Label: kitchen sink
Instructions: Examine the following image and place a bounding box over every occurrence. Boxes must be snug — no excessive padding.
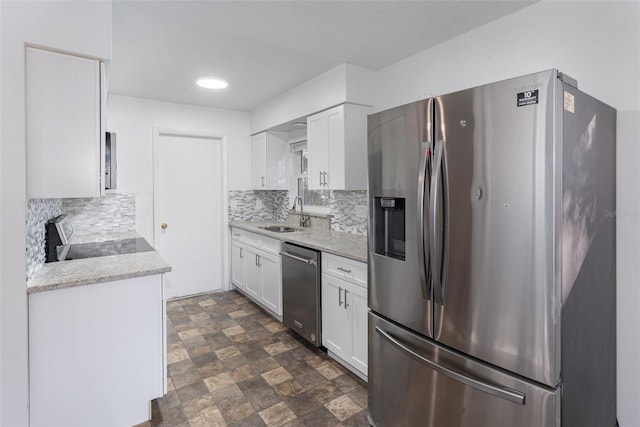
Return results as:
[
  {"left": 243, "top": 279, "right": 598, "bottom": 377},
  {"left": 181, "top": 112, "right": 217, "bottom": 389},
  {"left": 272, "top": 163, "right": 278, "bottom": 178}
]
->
[{"left": 259, "top": 225, "right": 301, "bottom": 233}]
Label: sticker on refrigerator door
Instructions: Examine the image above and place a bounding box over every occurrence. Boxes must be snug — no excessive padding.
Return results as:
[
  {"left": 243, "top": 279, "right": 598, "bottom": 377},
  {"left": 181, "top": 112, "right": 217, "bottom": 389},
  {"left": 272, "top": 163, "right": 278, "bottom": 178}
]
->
[
  {"left": 517, "top": 90, "right": 539, "bottom": 106},
  {"left": 564, "top": 91, "right": 575, "bottom": 113}
]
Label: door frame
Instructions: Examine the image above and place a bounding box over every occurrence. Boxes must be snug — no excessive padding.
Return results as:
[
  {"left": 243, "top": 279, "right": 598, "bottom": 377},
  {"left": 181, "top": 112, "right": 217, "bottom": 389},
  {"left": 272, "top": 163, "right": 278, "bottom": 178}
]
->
[{"left": 152, "top": 128, "right": 230, "bottom": 292}]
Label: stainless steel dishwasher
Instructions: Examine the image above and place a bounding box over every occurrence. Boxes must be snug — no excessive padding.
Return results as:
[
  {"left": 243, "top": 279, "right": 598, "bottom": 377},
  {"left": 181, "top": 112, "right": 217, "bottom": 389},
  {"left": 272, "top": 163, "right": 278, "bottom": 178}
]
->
[{"left": 280, "top": 243, "right": 321, "bottom": 347}]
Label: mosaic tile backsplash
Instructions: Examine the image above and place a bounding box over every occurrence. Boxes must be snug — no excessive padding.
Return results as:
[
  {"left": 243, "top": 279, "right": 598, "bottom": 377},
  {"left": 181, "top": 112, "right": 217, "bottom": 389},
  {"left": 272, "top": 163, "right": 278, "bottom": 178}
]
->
[
  {"left": 26, "top": 199, "right": 63, "bottom": 283},
  {"left": 61, "top": 193, "right": 136, "bottom": 235},
  {"left": 330, "top": 190, "right": 368, "bottom": 235},
  {"left": 228, "top": 190, "right": 289, "bottom": 222},
  {"left": 229, "top": 189, "right": 368, "bottom": 236},
  {"left": 26, "top": 193, "right": 136, "bottom": 283}
]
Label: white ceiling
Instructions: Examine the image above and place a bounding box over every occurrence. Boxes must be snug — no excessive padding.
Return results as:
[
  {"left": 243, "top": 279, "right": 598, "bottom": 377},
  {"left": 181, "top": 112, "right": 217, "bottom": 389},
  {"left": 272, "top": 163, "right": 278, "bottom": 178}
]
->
[{"left": 110, "top": 1, "right": 535, "bottom": 112}]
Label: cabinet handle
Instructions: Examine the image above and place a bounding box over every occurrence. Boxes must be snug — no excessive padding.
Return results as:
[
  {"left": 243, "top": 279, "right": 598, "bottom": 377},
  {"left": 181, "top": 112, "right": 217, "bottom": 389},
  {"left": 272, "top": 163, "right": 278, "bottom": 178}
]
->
[
  {"left": 337, "top": 267, "right": 352, "bottom": 273},
  {"left": 338, "top": 286, "right": 343, "bottom": 306},
  {"left": 324, "top": 171, "right": 328, "bottom": 186},
  {"left": 233, "top": 233, "right": 241, "bottom": 237},
  {"left": 240, "top": 248, "right": 243, "bottom": 258},
  {"left": 344, "top": 289, "right": 349, "bottom": 309},
  {"left": 319, "top": 171, "right": 323, "bottom": 186},
  {"left": 262, "top": 176, "right": 265, "bottom": 187},
  {"left": 255, "top": 254, "right": 258, "bottom": 266},
  {"left": 258, "top": 255, "right": 261, "bottom": 268}
]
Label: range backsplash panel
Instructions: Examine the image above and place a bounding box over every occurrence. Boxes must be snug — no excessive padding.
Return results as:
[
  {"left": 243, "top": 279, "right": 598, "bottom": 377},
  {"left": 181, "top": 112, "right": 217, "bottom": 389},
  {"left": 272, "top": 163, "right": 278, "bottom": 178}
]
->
[
  {"left": 25, "top": 193, "right": 136, "bottom": 283},
  {"left": 61, "top": 193, "right": 135, "bottom": 234}
]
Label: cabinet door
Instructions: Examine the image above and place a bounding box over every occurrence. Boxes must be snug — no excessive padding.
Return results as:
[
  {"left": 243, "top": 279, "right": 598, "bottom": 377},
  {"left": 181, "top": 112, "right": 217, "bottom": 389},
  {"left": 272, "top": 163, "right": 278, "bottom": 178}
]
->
[
  {"left": 29, "top": 275, "right": 163, "bottom": 426},
  {"left": 26, "top": 48, "right": 102, "bottom": 198},
  {"left": 307, "top": 111, "right": 328, "bottom": 190},
  {"left": 231, "top": 241, "right": 246, "bottom": 290},
  {"left": 265, "top": 132, "right": 288, "bottom": 190},
  {"left": 326, "top": 105, "right": 346, "bottom": 190},
  {"left": 347, "top": 282, "right": 368, "bottom": 375},
  {"left": 260, "top": 252, "right": 282, "bottom": 316},
  {"left": 322, "top": 273, "right": 351, "bottom": 360},
  {"left": 251, "top": 133, "right": 267, "bottom": 189},
  {"left": 245, "top": 247, "right": 261, "bottom": 299}
]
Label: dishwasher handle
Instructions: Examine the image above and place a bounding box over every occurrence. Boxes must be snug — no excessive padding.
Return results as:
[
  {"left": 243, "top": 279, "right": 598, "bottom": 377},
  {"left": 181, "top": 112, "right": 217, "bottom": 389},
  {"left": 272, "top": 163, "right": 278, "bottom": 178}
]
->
[{"left": 280, "top": 251, "right": 317, "bottom": 266}]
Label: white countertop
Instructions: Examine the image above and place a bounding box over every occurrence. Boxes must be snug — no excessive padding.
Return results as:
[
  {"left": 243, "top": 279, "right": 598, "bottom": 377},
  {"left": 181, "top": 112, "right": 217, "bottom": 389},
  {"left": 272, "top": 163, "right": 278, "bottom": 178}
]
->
[
  {"left": 229, "top": 221, "right": 368, "bottom": 263},
  {"left": 28, "top": 232, "right": 171, "bottom": 294}
]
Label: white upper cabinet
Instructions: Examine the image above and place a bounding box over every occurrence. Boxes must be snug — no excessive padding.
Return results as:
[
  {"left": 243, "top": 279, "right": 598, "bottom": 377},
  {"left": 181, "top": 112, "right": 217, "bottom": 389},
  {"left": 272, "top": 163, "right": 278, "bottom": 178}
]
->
[
  {"left": 306, "top": 104, "right": 370, "bottom": 191},
  {"left": 26, "top": 47, "right": 104, "bottom": 199},
  {"left": 251, "top": 131, "right": 288, "bottom": 190}
]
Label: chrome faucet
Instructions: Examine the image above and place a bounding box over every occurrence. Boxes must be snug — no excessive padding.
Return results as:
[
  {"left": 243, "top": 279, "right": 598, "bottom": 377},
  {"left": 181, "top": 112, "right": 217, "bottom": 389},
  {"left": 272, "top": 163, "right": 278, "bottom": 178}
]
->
[{"left": 293, "top": 196, "right": 310, "bottom": 228}]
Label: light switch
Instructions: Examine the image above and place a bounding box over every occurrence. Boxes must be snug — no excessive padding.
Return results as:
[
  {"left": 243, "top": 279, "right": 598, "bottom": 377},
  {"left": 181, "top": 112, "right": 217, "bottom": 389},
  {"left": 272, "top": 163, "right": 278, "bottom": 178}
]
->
[
  {"left": 255, "top": 199, "right": 263, "bottom": 210},
  {"left": 356, "top": 205, "right": 367, "bottom": 218}
]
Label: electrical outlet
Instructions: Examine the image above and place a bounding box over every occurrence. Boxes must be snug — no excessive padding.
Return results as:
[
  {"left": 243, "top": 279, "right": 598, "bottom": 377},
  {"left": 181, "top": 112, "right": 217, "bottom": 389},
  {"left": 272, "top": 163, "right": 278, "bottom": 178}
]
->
[
  {"left": 255, "top": 199, "right": 263, "bottom": 210},
  {"left": 356, "top": 205, "right": 368, "bottom": 218},
  {"left": 230, "top": 200, "right": 238, "bottom": 210}
]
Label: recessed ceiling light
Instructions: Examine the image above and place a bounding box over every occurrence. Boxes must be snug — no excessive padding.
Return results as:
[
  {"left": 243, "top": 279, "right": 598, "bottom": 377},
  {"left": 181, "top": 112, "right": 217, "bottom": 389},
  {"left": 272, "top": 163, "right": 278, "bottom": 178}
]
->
[
  {"left": 196, "top": 77, "right": 228, "bottom": 90},
  {"left": 292, "top": 122, "right": 307, "bottom": 128}
]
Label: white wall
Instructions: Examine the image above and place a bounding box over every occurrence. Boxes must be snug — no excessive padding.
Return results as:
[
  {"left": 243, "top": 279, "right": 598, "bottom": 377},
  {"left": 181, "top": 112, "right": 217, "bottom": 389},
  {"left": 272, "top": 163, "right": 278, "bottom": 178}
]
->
[
  {"left": 374, "top": 2, "right": 640, "bottom": 425},
  {"left": 250, "top": 63, "right": 376, "bottom": 134},
  {"left": 0, "top": 1, "right": 112, "bottom": 424},
  {"left": 107, "top": 95, "right": 251, "bottom": 242}
]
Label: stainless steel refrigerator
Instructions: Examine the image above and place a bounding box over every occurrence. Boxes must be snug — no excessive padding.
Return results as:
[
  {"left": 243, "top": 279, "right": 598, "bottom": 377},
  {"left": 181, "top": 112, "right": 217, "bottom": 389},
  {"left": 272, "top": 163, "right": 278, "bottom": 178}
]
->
[{"left": 367, "top": 70, "right": 616, "bottom": 427}]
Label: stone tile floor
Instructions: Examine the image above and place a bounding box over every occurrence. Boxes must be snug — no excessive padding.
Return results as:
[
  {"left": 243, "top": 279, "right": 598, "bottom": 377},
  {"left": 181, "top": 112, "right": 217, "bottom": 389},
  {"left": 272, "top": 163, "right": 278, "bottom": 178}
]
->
[{"left": 151, "top": 290, "right": 369, "bottom": 426}]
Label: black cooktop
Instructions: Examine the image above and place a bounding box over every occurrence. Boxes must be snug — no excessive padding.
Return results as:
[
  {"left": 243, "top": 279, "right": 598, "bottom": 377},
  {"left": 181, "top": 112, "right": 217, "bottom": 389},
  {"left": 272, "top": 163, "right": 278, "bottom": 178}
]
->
[{"left": 61, "top": 238, "right": 154, "bottom": 261}]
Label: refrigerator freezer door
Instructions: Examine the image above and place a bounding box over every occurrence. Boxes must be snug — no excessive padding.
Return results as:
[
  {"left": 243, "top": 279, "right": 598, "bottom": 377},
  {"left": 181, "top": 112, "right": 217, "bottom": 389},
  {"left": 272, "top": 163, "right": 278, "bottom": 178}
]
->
[
  {"left": 432, "top": 70, "right": 560, "bottom": 386},
  {"left": 368, "top": 312, "right": 560, "bottom": 427},
  {"left": 368, "top": 99, "right": 432, "bottom": 338}
]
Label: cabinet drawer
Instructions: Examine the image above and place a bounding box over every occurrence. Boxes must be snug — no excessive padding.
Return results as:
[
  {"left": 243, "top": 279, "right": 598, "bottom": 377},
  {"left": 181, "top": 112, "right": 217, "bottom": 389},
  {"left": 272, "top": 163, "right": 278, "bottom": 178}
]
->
[
  {"left": 231, "top": 228, "right": 247, "bottom": 242},
  {"left": 244, "top": 230, "right": 263, "bottom": 247},
  {"left": 260, "top": 235, "right": 281, "bottom": 256},
  {"left": 323, "top": 252, "right": 367, "bottom": 289},
  {"left": 232, "top": 228, "right": 282, "bottom": 255}
]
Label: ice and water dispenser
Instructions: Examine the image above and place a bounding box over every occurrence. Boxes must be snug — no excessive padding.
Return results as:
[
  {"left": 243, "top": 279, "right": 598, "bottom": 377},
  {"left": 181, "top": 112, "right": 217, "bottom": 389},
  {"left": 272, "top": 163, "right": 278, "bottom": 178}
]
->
[{"left": 373, "top": 197, "right": 406, "bottom": 261}]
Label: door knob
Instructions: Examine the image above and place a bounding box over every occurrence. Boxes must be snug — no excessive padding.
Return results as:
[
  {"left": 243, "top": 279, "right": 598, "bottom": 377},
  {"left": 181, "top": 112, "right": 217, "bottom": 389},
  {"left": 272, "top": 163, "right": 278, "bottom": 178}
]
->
[{"left": 161, "top": 223, "right": 168, "bottom": 230}]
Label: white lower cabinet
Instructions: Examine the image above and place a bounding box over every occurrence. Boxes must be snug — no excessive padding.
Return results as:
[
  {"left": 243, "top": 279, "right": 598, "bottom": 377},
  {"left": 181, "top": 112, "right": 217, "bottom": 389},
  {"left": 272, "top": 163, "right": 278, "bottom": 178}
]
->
[
  {"left": 231, "top": 228, "right": 282, "bottom": 318},
  {"left": 29, "top": 275, "right": 165, "bottom": 427},
  {"left": 245, "top": 246, "right": 262, "bottom": 299},
  {"left": 322, "top": 253, "right": 368, "bottom": 380},
  {"left": 259, "top": 252, "right": 282, "bottom": 314},
  {"left": 231, "top": 240, "right": 246, "bottom": 291},
  {"left": 322, "top": 274, "right": 351, "bottom": 355}
]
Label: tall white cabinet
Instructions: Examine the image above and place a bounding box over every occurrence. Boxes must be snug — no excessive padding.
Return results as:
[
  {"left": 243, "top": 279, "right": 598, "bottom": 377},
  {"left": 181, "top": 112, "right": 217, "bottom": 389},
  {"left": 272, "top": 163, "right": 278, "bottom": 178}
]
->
[
  {"left": 307, "top": 104, "right": 370, "bottom": 190},
  {"left": 26, "top": 47, "right": 105, "bottom": 198},
  {"left": 251, "top": 131, "right": 288, "bottom": 190}
]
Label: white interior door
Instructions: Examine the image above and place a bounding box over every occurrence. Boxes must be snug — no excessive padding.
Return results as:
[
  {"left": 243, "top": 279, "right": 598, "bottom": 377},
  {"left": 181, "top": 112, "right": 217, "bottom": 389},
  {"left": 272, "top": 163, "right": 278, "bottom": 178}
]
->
[{"left": 155, "top": 132, "right": 224, "bottom": 299}]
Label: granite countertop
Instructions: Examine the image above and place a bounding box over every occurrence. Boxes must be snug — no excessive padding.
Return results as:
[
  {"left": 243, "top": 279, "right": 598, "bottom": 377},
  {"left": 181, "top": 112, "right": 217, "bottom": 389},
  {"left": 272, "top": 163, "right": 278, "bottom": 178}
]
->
[
  {"left": 28, "top": 233, "right": 171, "bottom": 294},
  {"left": 229, "top": 221, "right": 368, "bottom": 263}
]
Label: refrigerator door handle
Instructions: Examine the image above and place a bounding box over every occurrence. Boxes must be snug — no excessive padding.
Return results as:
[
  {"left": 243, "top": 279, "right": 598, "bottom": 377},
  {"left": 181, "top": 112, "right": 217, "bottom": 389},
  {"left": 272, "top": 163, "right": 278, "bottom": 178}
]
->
[
  {"left": 429, "top": 139, "right": 445, "bottom": 304},
  {"left": 418, "top": 139, "right": 432, "bottom": 301},
  {"left": 375, "top": 326, "right": 526, "bottom": 405}
]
